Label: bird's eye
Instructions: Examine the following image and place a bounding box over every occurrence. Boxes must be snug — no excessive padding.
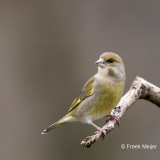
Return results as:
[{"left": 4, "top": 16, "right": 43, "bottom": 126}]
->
[{"left": 108, "top": 59, "right": 114, "bottom": 63}]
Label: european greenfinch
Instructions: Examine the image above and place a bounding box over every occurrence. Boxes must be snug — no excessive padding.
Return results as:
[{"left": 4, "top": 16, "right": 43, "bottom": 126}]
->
[{"left": 42, "top": 52, "right": 125, "bottom": 135}]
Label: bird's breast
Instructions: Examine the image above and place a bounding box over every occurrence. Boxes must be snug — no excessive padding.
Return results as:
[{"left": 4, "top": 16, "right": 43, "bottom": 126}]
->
[
  {"left": 86, "top": 80, "right": 124, "bottom": 121},
  {"left": 73, "top": 78, "right": 124, "bottom": 123}
]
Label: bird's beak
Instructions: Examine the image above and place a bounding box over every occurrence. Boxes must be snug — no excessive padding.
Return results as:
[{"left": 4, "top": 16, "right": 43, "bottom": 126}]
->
[{"left": 95, "top": 58, "right": 105, "bottom": 65}]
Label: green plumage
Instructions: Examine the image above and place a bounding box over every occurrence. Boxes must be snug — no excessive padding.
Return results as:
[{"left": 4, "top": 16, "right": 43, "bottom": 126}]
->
[{"left": 42, "top": 52, "right": 125, "bottom": 134}]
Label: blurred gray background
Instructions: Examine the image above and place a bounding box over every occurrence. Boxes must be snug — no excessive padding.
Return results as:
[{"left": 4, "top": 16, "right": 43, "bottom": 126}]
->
[{"left": 0, "top": 0, "right": 160, "bottom": 160}]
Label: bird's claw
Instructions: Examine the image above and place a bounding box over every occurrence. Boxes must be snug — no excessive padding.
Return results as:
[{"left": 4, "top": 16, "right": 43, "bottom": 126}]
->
[
  {"left": 106, "top": 114, "right": 121, "bottom": 126},
  {"left": 95, "top": 128, "right": 106, "bottom": 140}
]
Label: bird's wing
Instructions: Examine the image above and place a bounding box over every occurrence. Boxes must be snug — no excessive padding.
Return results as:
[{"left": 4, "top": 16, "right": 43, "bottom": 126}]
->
[{"left": 67, "top": 76, "right": 95, "bottom": 115}]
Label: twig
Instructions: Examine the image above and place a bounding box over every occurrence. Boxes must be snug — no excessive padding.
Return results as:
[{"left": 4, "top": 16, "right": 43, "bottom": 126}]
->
[{"left": 80, "top": 76, "right": 160, "bottom": 148}]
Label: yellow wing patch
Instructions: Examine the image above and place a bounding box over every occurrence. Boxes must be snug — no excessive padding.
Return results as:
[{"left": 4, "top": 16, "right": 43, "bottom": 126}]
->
[{"left": 67, "top": 77, "right": 95, "bottom": 115}]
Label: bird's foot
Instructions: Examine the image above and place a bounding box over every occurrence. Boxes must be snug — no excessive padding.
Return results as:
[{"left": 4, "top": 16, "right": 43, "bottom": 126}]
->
[
  {"left": 90, "top": 122, "right": 106, "bottom": 139},
  {"left": 106, "top": 114, "right": 121, "bottom": 126},
  {"left": 94, "top": 127, "right": 106, "bottom": 140},
  {"left": 95, "top": 127, "right": 106, "bottom": 135}
]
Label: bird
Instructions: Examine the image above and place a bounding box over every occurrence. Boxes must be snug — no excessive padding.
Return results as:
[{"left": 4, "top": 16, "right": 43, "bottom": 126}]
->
[{"left": 41, "top": 52, "right": 126, "bottom": 135}]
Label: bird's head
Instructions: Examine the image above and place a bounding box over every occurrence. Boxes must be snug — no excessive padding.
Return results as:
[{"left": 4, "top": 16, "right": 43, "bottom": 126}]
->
[{"left": 95, "top": 52, "right": 125, "bottom": 81}]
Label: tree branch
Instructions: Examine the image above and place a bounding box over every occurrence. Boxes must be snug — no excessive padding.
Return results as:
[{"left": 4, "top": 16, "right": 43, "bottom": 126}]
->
[{"left": 80, "top": 76, "right": 160, "bottom": 148}]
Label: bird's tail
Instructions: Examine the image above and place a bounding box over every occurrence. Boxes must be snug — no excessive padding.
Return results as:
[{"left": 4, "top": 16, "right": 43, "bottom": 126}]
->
[
  {"left": 41, "top": 119, "right": 65, "bottom": 134},
  {"left": 41, "top": 116, "right": 76, "bottom": 134}
]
